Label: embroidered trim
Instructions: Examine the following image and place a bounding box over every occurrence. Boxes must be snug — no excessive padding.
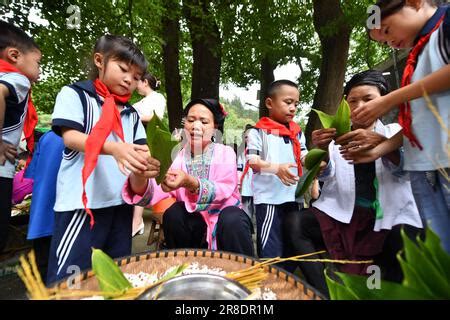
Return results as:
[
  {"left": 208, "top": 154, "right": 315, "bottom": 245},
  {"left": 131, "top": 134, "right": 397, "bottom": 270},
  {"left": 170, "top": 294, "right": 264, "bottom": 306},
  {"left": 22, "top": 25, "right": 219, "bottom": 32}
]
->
[
  {"left": 135, "top": 181, "right": 153, "bottom": 207},
  {"left": 196, "top": 178, "right": 215, "bottom": 211}
]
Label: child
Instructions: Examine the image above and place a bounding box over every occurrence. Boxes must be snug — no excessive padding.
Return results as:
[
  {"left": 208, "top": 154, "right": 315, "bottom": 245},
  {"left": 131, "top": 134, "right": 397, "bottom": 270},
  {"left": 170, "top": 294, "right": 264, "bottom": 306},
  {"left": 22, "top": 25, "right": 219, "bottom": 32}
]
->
[
  {"left": 24, "top": 130, "right": 64, "bottom": 280},
  {"left": 46, "top": 35, "right": 160, "bottom": 284},
  {"left": 0, "top": 20, "right": 41, "bottom": 252},
  {"left": 350, "top": 0, "right": 450, "bottom": 252},
  {"left": 237, "top": 124, "right": 255, "bottom": 220},
  {"left": 123, "top": 99, "right": 254, "bottom": 256},
  {"left": 245, "top": 80, "right": 307, "bottom": 259}
]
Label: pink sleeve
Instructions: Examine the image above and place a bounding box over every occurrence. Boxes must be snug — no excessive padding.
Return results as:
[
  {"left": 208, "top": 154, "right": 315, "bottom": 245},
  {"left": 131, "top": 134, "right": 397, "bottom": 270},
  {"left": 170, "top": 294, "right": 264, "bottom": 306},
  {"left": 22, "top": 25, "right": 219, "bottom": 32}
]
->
[
  {"left": 184, "top": 146, "right": 238, "bottom": 212},
  {"left": 122, "top": 153, "right": 184, "bottom": 207}
]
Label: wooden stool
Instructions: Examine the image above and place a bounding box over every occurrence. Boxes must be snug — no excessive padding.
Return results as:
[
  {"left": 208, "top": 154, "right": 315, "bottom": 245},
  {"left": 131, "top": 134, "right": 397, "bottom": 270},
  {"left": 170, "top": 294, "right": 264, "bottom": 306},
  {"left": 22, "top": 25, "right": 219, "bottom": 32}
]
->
[
  {"left": 147, "top": 212, "right": 164, "bottom": 250},
  {"left": 146, "top": 197, "right": 177, "bottom": 250}
]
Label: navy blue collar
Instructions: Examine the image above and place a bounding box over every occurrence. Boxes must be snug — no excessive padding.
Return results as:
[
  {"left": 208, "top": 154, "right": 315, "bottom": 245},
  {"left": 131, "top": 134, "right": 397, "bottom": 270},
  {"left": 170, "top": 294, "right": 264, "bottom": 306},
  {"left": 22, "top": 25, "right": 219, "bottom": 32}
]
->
[
  {"left": 416, "top": 6, "right": 447, "bottom": 41},
  {"left": 71, "top": 80, "right": 137, "bottom": 115}
]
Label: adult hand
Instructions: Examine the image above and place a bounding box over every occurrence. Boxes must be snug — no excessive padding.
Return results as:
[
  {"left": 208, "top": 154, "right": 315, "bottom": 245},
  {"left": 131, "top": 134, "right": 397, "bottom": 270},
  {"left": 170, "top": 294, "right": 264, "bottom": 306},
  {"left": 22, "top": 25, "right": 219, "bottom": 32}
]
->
[
  {"left": 161, "top": 169, "right": 189, "bottom": 192},
  {"left": 276, "top": 163, "right": 299, "bottom": 186},
  {"left": 340, "top": 147, "right": 380, "bottom": 164},
  {"left": 311, "top": 128, "right": 336, "bottom": 150},
  {"left": 336, "top": 129, "right": 387, "bottom": 153},
  {"left": 0, "top": 141, "right": 17, "bottom": 165}
]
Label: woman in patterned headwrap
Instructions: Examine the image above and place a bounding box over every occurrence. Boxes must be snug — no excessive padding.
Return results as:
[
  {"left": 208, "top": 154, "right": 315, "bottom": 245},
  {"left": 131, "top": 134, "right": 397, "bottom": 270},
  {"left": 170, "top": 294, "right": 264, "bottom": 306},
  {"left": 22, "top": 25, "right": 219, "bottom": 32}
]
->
[{"left": 288, "top": 71, "right": 423, "bottom": 297}]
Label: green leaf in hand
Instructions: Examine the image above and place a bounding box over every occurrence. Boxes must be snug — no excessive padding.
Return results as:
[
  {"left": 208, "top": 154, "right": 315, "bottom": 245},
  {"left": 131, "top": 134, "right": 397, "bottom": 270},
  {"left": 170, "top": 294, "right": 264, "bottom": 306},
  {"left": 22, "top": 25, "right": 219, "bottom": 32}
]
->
[
  {"left": 312, "top": 98, "right": 351, "bottom": 137},
  {"left": 295, "top": 148, "right": 327, "bottom": 197},
  {"left": 146, "top": 112, "right": 179, "bottom": 184}
]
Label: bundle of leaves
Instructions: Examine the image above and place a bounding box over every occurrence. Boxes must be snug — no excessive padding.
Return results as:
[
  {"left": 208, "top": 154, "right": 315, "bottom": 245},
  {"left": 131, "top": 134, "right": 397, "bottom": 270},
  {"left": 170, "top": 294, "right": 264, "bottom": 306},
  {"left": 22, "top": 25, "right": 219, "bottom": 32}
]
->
[{"left": 325, "top": 227, "right": 450, "bottom": 300}]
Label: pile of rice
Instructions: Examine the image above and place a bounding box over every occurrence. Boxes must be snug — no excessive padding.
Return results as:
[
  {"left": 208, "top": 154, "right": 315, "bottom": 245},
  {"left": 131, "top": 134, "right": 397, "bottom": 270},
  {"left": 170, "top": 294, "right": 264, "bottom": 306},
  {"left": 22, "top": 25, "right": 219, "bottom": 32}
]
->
[{"left": 122, "top": 262, "right": 277, "bottom": 300}]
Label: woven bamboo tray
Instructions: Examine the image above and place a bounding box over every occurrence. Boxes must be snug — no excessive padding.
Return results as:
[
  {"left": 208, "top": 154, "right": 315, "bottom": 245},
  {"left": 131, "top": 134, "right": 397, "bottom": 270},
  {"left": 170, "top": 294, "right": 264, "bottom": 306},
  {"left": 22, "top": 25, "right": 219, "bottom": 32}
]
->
[{"left": 56, "top": 249, "right": 325, "bottom": 300}]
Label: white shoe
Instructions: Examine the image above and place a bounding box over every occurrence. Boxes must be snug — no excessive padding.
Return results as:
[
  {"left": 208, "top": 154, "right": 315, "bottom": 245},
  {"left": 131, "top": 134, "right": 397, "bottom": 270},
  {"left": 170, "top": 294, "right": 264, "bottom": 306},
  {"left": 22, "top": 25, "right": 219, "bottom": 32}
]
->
[{"left": 132, "top": 222, "right": 145, "bottom": 237}]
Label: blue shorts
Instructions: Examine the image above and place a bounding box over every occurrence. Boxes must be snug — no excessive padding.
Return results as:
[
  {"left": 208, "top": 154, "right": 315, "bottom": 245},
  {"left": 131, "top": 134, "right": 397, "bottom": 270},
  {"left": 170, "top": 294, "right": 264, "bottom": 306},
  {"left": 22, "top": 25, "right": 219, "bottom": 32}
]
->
[{"left": 46, "top": 204, "right": 133, "bottom": 285}]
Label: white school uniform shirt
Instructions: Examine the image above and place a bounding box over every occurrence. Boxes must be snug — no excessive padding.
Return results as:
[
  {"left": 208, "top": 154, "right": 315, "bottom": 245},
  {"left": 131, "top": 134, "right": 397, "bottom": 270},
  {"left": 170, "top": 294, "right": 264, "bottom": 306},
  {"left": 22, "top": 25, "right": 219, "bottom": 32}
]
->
[
  {"left": 51, "top": 81, "right": 147, "bottom": 212},
  {"left": 246, "top": 127, "right": 308, "bottom": 205},
  {"left": 0, "top": 72, "right": 31, "bottom": 178},
  {"left": 404, "top": 6, "right": 450, "bottom": 171},
  {"left": 133, "top": 91, "right": 166, "bottom": 120},
  {"left": 313, "top": 120, "right": 423, "bottom": 231}
]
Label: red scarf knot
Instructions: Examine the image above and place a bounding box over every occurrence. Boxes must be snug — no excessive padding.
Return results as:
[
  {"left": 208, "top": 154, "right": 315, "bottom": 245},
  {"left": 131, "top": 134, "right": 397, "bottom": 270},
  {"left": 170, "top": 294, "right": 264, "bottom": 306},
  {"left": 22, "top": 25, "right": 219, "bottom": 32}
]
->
[{"left": 255, "top": 117, "right": 303, "bottom": 177}]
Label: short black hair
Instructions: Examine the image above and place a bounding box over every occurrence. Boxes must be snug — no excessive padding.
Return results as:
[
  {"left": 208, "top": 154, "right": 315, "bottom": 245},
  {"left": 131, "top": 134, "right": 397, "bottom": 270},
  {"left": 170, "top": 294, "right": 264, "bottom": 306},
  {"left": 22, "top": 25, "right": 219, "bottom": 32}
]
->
[
  {"left": 0, "top": 20, "right": 40, "bottom": 53},
  {"left": 91, "top": 35, "right": 148, "bottom": 78},
  {"left": 266, "top": 79, "right": 299, "bottom": 98}
]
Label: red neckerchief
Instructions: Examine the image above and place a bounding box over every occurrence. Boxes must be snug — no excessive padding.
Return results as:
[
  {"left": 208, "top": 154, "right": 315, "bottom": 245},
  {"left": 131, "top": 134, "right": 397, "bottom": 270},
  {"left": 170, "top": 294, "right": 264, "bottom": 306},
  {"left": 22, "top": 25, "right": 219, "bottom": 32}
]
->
[
  {"left": 82, "top": 78, "right": 131, "bottom": 228},
  {"left": 240, "top": 117, "right": 302, "bottom": 186},
  {"left": 399, "top": 14, "right": 445, "bottom": 150},
  {"left": 0, "top": 59, "right": 38, "bottom": 166}
]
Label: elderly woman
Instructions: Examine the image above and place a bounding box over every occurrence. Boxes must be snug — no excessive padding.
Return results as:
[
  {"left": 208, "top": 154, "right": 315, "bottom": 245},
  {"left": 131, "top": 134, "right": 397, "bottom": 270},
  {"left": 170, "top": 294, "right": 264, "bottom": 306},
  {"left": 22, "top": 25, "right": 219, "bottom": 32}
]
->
[
  {"left": 289, "top": 71, "right": 423, "bottom": 295},
  {"left": 123, "top": 98, "right": 254, "bottom": 256}
]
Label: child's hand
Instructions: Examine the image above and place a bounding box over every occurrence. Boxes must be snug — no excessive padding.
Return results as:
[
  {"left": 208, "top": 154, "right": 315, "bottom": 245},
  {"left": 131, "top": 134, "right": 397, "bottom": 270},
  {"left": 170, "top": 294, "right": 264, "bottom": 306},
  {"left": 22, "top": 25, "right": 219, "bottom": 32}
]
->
[
  {"left": 161, "top": 169, "right": 188, "bottom": 192},
  {"left": 134, "top": 149, "right": 161, "bottom": 179},
  {"left": 312, "top": 128, "right": 336, "bottom": 150},
  {"left": 276, "top": 163, "right": 299, "bottom": 186},
  {"left": 112, "top": 142, "right": 150, "bottom": 175},
  {"left": 318, "top": 160, "right": 328, "bottom": 176},
  {"left": 352, "top": 95, "right": 391, "bottom": 128},
  {"left": 0, "top": 141, "right": 17, "bottom": 165}
]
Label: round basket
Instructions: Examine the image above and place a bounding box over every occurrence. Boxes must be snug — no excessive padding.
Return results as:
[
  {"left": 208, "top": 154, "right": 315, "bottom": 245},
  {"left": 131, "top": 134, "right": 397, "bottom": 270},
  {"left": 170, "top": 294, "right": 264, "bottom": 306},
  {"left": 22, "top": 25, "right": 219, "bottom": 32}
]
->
[{"left": 56, "top": 249, "right": 325, "bottom": 300}]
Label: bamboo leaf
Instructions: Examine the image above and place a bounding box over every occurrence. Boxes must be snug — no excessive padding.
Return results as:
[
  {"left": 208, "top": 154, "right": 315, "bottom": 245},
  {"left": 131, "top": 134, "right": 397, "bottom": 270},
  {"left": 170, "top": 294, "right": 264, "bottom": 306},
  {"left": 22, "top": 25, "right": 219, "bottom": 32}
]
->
[
  {"left": 158, "top": 263, "right": 189, "bottom": 283},
  {"left": 400, "top": 229, "right": 450, "bottom": 298},
  {"left": 312, "top": 98, "right": 351, "bottom": 137},
  {"left": 324, "top": 269, "right": 358, "bottom": 300},
  {"left": 420, "top": 227, "right": 450, "bottom": 283},
  {"left": 304, "top": 148, "right": 327, "bottom": 170},
  {"left": 333, "top": 98, "right": 351, "bottom": 136},
  {"left": 295, "top": 161, "right": 322, "bottom": 198},
  {"left": 312, "top": 108, "right": 335, "bottom": 129},
  {"left": 146, "top": 113, "right": 179, "bottom": 184},
  {"left": 335, "top": 271, "right": 425, "bottom": 300},
  {"left": 91, "top": 248, "right": 132, "bottom": 297}
]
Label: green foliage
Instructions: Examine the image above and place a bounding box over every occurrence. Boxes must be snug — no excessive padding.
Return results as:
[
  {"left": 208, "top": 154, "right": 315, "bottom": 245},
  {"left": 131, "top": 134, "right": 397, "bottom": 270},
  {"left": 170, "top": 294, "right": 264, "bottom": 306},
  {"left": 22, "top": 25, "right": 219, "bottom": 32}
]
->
[
  {"left": 312, "top": 98, "right": 351, "bottom": 136},
  {"left": 325, "top": 227, "right": 450, "bottom": 300},
  {"left": 91, "top": 248, "right": 132, "bottom": 297},
  {"left": 295, "top": 148, "right": 326, "bottom": 197}
]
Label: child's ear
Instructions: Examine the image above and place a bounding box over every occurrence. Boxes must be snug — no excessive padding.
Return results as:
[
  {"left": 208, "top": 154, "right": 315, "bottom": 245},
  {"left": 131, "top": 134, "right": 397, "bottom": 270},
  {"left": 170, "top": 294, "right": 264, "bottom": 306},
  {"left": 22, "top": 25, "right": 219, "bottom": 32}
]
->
[
  {"left": 93, "top": 53, "right": 104, "bottom": 70},
  {"left": 4, "top": 48, "right": 21, "bottom": 63},
  {"left": 265, "top": 97, "right": 273, "bottom": 110}
]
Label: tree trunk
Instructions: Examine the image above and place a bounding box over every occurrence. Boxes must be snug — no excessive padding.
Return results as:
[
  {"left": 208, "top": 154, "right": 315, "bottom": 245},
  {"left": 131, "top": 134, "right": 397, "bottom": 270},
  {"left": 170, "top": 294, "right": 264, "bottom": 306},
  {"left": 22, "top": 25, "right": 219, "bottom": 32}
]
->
[
  {"left": 162, "top": 0, "right": 183, "bottom": 132},
  {"left": 305, "top": 0, "right": 351, "bottom": 147},
  {"left": 259, "top": 55, "right": 275, "bottom": 118},
  {"left": 183, "top": 0, "right": 221, "bottom": 100}
]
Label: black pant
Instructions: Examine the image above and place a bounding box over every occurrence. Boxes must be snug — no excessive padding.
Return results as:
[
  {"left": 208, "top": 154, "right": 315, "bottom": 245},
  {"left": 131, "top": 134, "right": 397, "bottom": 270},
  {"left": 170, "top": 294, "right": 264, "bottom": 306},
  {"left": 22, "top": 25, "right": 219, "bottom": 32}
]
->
[
  {"left": 163, "top": 202, "right": 255, "bottom": 257},
  {"left": 283, "top": 208, "right": 329, "bottom": 297},
  {"left": 373, "top": 224, "right": 424, "bottom": 283},
  {"left": 0, "top": 177, "right": 13, "bottom": 253},
  {"left": 33, "top": 236, "right": 52, "bottom": 283}
]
